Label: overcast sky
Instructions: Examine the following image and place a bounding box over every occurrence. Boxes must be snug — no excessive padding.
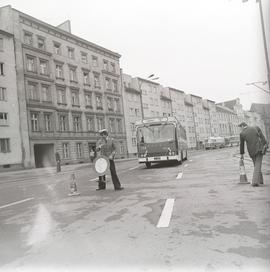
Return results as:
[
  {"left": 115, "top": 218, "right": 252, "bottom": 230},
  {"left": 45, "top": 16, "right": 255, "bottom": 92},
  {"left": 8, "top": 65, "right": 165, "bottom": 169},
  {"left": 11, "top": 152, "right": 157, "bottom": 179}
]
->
[{"left": 1, "top": 0, "right": 269, "bottom": 110}]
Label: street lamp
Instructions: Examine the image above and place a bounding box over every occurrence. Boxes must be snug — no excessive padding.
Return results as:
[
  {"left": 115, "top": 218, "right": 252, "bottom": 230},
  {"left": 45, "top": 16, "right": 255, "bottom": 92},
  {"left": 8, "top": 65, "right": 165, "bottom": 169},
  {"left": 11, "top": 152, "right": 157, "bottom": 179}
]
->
[
  {"left": 138, "top": 74, "right": 159, "bottom": 120},
  {"left": 246, "top": 81, "right": 269, "bottom": 94},
  {"left": 242, "top": 0, "right": 270, "bottom": 92}
]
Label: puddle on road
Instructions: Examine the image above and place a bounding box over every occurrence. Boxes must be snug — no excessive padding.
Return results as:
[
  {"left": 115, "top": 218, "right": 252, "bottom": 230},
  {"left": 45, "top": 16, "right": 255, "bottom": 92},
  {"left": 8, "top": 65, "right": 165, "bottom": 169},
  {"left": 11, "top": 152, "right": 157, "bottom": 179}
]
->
[{"left": 227, "top": 246, "right": 270, "bottom": 259}]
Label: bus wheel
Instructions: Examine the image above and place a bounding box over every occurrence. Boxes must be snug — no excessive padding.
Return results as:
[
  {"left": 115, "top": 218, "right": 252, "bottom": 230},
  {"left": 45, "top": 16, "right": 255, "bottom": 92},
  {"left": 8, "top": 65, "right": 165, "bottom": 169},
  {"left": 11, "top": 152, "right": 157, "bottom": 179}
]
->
[{"left": 146, "top": 162, "right": 151, "bottom": 168}]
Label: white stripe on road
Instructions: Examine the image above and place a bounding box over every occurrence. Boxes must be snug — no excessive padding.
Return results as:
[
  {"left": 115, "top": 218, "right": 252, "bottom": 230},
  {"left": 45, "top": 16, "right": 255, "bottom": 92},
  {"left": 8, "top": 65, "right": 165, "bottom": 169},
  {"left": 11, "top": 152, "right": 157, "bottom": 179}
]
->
[
  {"left": 129, "top": 166, "right": 139, "bottom": 171},
  {"left": 189, "top": 160, "right": 193, "bottom": 162},
  {"left": 0, "top": 197, "right": 34, "bottom": 210},
  {"left": 184, "top": 164, "right": 188, "bottom": 168},
  {"left": 157, "top": 198, "right": 175, "bottom": 228},
  {"left": 176, "top": 172, "right": 183, "bottom": 179}
]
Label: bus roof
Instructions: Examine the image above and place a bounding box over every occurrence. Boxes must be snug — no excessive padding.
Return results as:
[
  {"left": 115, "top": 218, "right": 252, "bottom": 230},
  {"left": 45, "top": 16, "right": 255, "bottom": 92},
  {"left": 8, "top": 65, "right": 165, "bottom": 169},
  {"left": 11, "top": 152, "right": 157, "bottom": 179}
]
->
[{"left": 135, "top": 116, "right": 179, "bottom": 126}]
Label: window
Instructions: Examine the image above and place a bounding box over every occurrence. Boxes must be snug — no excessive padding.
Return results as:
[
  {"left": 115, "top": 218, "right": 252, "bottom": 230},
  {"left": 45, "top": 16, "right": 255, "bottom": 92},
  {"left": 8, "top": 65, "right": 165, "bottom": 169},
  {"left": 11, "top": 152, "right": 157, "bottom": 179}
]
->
[
  {"left": 71, "top": 90, "right": 79, "bottom": 106},
  {"left": 68, "top": 47, "right": 75, "bottom": 59},
  {"left": 0, "top": 112, "right": 8, "bottom": 125},
  {"left": 112, "top": 80, "right": 118, "bottom": 92},
  {"left": 109, "top": 118, "right": 115, "bottom": 133},
  {"left": 28, "top": 83, "right": 39, "bottom": 101},
  {"left": 117, "top": 119, "right": 122, "bottom": 133},
  {"left": 26, "top": 56, "right": 36, "bottom": 72},
  {"left": 37, "top": 37, "right": 45, "bottom": 50},
  {"left": 110, "top": 62, "right": 116, "bottom": 73},
  {"left": 41, "top": 85, "right": 51, "bottom": 102},
  {"left": 97, "top": 117, "right": 104, "bottom": 131},
  {"left": 83, "top": 71, "right": 90, "bottom": 85},
  {"left": 30, "top": 112, "right": 39, "bottom": 131},
  {"left": 73, "top": 116, "right": 81, "bottom": 132},
  {"left": 0, "top": 38, "right": 3, "bottom": 51},
  {"left": 24, "top": 32, "right": 33, "bottom": 45},
  {"left": 76, "top": 143, "right": 83, "bottom": 158},
  {"left": 92, "top": 56, "right": 98, "bottom": 67},
  {"left": 115, "top": 98, "right": 121, "bottom": 112},
  {"left": 0, "top": 63, "right": 4, "bottom": 75},
  {"left": 57, "top": 88, "right": 66, "bottom": 104},
  {"left": 96, "top": 95, "right": 102, "bottom": 109},
  {"left": 143, "top": 103, "right": 148, "bottom": 109},
  {"left": 81, "top": 52, "right": 88, "bottom": 64},
  {"left": 120, "top": 143, "right": 124, "bottom": 154},
  {"left": 39, "top": 59, "right": 49, "bottom": 75},
  {"left": 54, "top": 42, "right": 61, "bottom": 55},
  {"left": 59, "top": 114, "right": 68, "bottom": 131},
  {"left": 107, "top": 97, "right": 113, "bottom": 111},
  {"left": 103, "top": 60, "right": 109, "bottom": 71},
  {"left": 0, "top": 87, "right": 7, "bottom": 101},
  {"left": 69, "top": 67, "right": 77, "bottom": 82},
  {"left": 132, "top": 137, "right": 136, "bottom": 146},
  {"left": 86, "top": 116, "right": 95, "bottom": 131},
  {"left": 44, "top": 113, "right": 52, "bottom": 132},
  {"left": 94, "top": 74, "right": 100, "bottom": 88},
  {"left": 55, "top": 63, "right": 64, "bottom": 78},
  {"left": 85, "top": 92, "right": 92, "bottom": 108},
  {"left": 63, "top": 143, "right": 69, "bottom": 159},
  {"left": 105, "top": 78, "right": 111, "bottom": 90},
  {"left": 0, "top": 138, "right": 10, "bottom": 153}
]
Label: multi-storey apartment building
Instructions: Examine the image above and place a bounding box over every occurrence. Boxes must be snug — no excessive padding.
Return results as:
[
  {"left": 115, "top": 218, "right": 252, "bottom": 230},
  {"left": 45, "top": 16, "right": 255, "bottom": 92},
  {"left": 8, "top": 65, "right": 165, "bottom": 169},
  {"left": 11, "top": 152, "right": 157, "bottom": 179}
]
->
[
  {"left": 122, "top": 74, "right": 142, "bottom": 156},
  {"left": 0, "top": 29, "right": 26, "bottom": 169},
  {"left": 250, "top": 103, "right": 270, "bottom": 141},
  {"left": 0, "top": 5, "right": 127, "bottom": 168},
  {"left": 244, "top": 110, "right": 266, "bottom": 136},
  {"left": 203, "top": 99, "right": 219, "bottom": 137},
  {"left": 216, "top": 104, "right": 239, "bottom": 137}
]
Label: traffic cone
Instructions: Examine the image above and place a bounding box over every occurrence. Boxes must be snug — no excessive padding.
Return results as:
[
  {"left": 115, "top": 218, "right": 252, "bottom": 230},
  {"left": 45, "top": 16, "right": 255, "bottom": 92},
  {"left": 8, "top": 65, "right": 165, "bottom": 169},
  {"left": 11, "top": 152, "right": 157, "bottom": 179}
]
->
[
  {"left": 68, "top": 173, "right": 80, "bottom": 196},
  {"left": 239, "top": 158, "right": 249, "bottom": 184}
]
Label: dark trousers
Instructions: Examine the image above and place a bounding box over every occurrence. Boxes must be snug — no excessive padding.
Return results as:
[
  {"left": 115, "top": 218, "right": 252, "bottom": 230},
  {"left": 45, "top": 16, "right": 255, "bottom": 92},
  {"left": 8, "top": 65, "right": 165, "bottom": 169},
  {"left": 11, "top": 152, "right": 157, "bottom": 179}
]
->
[
  {"left": 251, "top": 153, "right": 264, "bottom": 185},
  {"left": 97, "top": 159, "right": 121, "bottom": 190},
  {"left": 56, "top": 161, "right": 61, "bottom": 172}
]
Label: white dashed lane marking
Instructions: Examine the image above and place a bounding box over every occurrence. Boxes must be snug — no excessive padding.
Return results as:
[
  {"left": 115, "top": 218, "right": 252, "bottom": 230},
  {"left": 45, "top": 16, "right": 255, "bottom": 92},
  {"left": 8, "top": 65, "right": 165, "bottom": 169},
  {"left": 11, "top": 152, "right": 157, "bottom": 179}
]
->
[
  {"left": 157, "top": 198, "right": 175, "bottom": 228},
  {"left": 128, "top": 166, "right": 140, "bottom": 171},
  {"left": 0, "top": 197, "right": 34, "bottom": 210},
  {"left": 184, "top": 164, "right": 188, "bottom": 168}
]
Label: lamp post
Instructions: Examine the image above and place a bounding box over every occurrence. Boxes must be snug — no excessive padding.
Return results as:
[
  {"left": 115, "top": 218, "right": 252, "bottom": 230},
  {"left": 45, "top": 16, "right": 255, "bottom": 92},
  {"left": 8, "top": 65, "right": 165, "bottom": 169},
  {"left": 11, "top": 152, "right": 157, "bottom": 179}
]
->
[
  {"left": 246, "top": 81, "right": 269, "bottom": 94},
  {"left": 242, "top": 0, "right": 270, "bottom": 92},
  {"left": 138, "top": 74, "right": 159, "bottom": 120}
]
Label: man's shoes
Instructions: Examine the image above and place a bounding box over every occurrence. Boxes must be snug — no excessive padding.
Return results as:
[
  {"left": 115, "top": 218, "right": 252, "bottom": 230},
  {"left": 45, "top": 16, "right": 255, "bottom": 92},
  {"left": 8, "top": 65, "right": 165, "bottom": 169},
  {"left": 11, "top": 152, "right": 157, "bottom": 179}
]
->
[
  {"left": 115, "top": 187, "right": 124, "bottom": 191},
  {"left": 96, "top": 188, "right": 106, "bottom": 191}
]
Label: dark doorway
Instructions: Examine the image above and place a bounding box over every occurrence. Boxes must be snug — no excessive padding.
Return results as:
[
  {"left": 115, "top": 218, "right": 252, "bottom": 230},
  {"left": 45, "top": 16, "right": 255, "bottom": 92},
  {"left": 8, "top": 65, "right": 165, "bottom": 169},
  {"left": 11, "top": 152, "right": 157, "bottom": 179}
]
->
[{"left": 34, "top": 144, "right": 54, "bottom": 168}]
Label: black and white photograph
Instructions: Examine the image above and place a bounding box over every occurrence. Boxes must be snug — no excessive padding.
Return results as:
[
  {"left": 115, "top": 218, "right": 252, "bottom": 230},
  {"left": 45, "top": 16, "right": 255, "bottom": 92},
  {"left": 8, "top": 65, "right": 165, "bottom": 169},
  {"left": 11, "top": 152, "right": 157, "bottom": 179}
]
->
[{"left": 0, "top": 0, "right": 270, "bottom": 271}]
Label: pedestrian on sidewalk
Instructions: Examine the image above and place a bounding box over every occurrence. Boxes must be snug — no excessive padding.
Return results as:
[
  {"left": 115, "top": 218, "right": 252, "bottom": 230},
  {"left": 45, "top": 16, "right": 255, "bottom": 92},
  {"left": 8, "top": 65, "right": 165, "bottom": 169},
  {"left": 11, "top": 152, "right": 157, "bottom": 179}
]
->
[
  {"left": 89, "top": 147, "right": 95, "bottom": 163},
  {"left": 239, "top": 122, "right": 268, "bottom": 186},
  {"left": 95, "top": 129, "right": 124, "bottom": 191},
  {"left": 55, "top": 152, "right": 61, "bottom": 173}
]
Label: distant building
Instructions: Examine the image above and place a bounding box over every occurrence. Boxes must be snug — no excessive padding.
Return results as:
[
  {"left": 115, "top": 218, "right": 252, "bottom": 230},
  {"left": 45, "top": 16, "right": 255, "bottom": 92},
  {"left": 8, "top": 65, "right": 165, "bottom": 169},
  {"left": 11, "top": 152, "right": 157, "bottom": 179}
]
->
[
  {"left": 122, "top": 74, "right": 142, "bottom": 156},
  {"left": 0, "top": 29, "right": 26, "bottom": 170},
  {"left": 216, "top": 105, "right": 239, "bottom": 137},
  {"left": 250, "top": 103, "right": 270, "bottom": 141},
  {"left": 0, "top": 5, "right": 127, "bottom": 168}
]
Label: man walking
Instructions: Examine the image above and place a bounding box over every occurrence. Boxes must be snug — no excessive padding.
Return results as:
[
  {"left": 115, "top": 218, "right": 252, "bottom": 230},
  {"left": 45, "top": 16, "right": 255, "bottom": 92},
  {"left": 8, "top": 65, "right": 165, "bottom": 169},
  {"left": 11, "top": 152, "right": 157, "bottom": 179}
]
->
[
  {"left": 239, "top": 122, "right": 268, "bottom": 186},
  {"left": 96, "top": 129, "right": 124, "bottom": 191},
  {"left": 55, "top": 152, "right": 61, "bottom": 173}
]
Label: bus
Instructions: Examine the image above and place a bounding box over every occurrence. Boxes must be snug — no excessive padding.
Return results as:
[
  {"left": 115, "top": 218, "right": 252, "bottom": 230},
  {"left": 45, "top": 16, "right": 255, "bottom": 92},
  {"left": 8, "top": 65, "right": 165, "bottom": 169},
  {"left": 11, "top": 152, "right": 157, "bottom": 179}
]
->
[{"left": 135, "top": 116, "right": 188, "bottom": 168}]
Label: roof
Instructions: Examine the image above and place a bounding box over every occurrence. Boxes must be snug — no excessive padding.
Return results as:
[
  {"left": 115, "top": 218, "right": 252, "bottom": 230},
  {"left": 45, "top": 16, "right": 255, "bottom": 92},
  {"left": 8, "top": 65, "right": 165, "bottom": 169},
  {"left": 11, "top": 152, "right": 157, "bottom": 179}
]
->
[
  {"left": 216, "top": 104, "right": 236, "bottom": 115},
  {"left": 217, "top": 99, "right": 238, "bottom": 110},
  {"left": 12, "top": 7, "right": 121, "bottom": 59},
  {"left": 250, "top": 103, "right": 270, "bottom": 117}
]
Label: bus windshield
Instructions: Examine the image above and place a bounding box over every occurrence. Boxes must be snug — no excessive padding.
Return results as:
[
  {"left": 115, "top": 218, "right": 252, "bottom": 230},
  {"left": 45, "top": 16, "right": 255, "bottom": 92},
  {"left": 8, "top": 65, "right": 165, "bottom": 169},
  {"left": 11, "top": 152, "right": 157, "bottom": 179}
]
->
[{"left": 137, "top": 124, "right": 175, "bottom": 144}]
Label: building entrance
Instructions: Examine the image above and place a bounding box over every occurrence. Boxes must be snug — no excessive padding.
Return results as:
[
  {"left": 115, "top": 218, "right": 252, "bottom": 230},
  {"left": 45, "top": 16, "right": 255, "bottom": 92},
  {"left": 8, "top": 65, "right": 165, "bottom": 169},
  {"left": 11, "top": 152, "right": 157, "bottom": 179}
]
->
[{"left": 34, "top": 144, "right": 54, "bottom": 168}]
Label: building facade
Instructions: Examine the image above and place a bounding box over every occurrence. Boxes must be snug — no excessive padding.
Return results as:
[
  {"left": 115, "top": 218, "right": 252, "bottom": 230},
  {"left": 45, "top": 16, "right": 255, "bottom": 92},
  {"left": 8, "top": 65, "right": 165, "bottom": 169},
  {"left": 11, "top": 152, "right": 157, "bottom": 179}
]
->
[
  {"left": 0, "top": 5, "right": 127, "bottom": 168},
  {"left": 0, "top": 29, "right": 25, "bottom": 170}
]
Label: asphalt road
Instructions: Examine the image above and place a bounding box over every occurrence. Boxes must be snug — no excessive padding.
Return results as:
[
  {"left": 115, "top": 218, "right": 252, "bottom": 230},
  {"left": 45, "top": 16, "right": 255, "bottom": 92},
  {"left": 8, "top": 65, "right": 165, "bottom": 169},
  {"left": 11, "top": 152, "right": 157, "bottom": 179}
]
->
[{"left": 0, "top": 148, "right": 270, "bottom": 272}]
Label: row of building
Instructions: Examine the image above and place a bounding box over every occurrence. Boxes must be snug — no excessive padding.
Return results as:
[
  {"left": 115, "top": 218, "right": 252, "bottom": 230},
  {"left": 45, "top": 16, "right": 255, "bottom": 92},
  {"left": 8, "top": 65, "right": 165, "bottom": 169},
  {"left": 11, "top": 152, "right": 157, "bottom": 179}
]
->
[{"left": 0, "top": 5, "right": 269, "bottom": 170}]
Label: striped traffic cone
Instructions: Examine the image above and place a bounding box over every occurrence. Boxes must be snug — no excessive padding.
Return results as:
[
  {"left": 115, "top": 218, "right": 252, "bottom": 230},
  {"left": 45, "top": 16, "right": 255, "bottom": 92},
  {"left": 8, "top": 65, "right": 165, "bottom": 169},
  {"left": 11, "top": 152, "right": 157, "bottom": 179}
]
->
[
  {"left": 68, "top": 173, "right": 80, "bottom": 196},
  {"left": 239, "top": 158, "right": 249, "bottom": 184}
]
